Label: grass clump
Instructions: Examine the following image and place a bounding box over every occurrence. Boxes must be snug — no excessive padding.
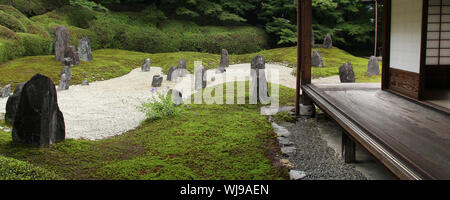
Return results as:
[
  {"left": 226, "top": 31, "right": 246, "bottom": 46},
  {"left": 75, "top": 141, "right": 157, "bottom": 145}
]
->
[
  {"left": 138, "top": 93, "right": 184, "bottom": 122},
  {"left": 273, "top": 112, "right": 297, "bottom": 123}
]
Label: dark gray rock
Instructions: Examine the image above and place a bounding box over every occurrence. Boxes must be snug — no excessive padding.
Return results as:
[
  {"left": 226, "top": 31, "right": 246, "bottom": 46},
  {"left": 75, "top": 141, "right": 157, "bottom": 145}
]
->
[
  {"left": 216, "top": 67, "right": 226, "bottom": 73},
  {"left": 195, "top": 65, "right": 207, "bottom": 90},
  {"left": 64, "top": 46, "right": 80, "bottom": 66},
  {"left": 168, "top": 89, "right": 183, "bottom": 106},
  {"left": 250, "top": 55, "right": 270, "bottom": 104},
  {"left": 81, "top": 80, "right": 89, "bottom": 86},
  {"left": 311, "top": 49, "right": 323, "bottom": 67},
  {"left": 5, "top": 83, "right": 25, "bottom": 125},
  {"left": 58, "top": 60, "right": 72, "bottom": 90},
  {"left": 12, "top": 74, "right": 65, "bottom": 146},
  {"left": 1, "top": 84, "right": 11, "bottom": 98},
  {"left": 54, "top": 25, "right": 70, "bottom": 62},
  {"left": 323, "top": 33, "right": 332, "bottom": 49},
  {"left": 177, "top": 59, "right": 187, "bottom": 77},
  {"left": 167, "top": 66, "right": 178, "bottom": 81},
  {"left": 152, "top": 75, "right": 163, "bottom": 87},
  {"left": 141, "top": 58, "right": 151, "bottom": 72},
  {"left": 366, "top": 56, "right": 380, "bottom": 76},
  {"left": 77, "top": 36, "right": 93, "bottom": 61},
  {"left": 220, "top": 49, "right": 229, "bottom": 68},
  {"left": 339, "top": 62, "right": 355, "bottom": 83}
]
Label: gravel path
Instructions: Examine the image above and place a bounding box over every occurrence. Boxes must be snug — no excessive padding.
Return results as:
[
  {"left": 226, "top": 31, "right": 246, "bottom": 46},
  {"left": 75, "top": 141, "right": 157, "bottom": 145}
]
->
[
  {"left": 0, "top": 63, "right": 319, "bottom": 140},
  {"left": 281, "top": 118, "right": 367, "bottom": 180}
]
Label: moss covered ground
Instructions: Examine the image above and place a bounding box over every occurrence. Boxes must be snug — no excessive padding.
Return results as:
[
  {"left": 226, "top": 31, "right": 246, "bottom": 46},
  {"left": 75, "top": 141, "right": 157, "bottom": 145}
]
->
[{"left": 0, "top": 82, "right": 293, "bottom": 180}]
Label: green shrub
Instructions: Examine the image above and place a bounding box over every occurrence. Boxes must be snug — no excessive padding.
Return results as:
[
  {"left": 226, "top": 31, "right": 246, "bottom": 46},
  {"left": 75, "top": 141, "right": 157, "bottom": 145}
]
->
[
  {"left": 138, "top": 93, "right": 184, "bottom": 121},
  {"left": 16, "top": 32, "right": 51, "bottom": 56},
  {"left": 0, "top": 25, "right": 17, "bottom": 40},
  {"left": 0, "top": 155, "right": 63, "bottom": 180},
  {"left": 0, "top": 10, "right": 26, "bottom": 32},
  {"left": 0, "top": 0, "right": 69, "bottom": 16}
]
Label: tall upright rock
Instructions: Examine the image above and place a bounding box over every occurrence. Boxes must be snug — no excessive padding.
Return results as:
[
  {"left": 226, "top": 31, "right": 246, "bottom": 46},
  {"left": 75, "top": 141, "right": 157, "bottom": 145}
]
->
[
  {"left": 339, "top": 62, "right": 355, "bottom": 83},
  {"left": 141, "top": 58, "right": 151, "bottom": 72},
  {"left": 195, "top": 65, "right": 207, "bottom": 90},
  {"left": 12, "top": 74, "right": 65, "bottom": 146},
  {"left": 177, "top": 58, "right": 187, "bottom": 77},
  {"left": 311, "top": 49, "right": 323, "bottom": 67},
  {"left": 250, "top": 55, "right": 270, "bottom": 104},
  {"left": 64, "top": 45, "right": 80, "bottom": 66},
  {"left": 366, "top": 56, "right": 380, "bottom": 76},
  {"left": 78, "top": 36, "right": 93, "bottom": 61},
  {"left": 54, "top": 25, "right": 70, "bottom": 62},
  {"left": 323, "top": 33, "right": 333, "bottom": 49},
  {"left": 167, "top": 66, "right": 178, "bottom": 81},
  {"left": 220, "top": 49, "right": 229, "bottom": 68}
]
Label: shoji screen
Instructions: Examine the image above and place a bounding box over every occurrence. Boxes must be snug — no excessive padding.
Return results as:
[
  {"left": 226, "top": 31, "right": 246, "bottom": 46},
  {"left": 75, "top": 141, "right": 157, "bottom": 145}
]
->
[{"left": 427, "top": 0, "right": 450, "bottom": 65}]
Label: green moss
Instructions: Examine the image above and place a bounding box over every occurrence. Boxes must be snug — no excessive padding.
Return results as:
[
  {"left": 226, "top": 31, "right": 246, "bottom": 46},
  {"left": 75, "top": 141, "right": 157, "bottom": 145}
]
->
[
  {"left": 0, "top": 82, "right": 292, "bottom": 180},
  {"left": 0, "top": 155, "right": 63, "bottom": 180}
]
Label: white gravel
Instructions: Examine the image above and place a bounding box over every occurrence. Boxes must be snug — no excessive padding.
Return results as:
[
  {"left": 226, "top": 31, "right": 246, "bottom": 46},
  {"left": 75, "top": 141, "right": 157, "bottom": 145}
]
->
[{"left": 0, "top": 63, "right": 339, "bottom": 140}]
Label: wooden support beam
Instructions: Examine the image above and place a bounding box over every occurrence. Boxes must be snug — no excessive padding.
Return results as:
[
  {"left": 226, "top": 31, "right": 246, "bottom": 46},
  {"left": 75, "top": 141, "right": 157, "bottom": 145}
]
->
[
  {"left": 296, "top": 0, "right": 313, "bottom": 116},
  {"left": 300, "top": 0, "right": 313, "bottom": 106},
  {"left": 381, "top": 0, "right": 391, "bottom": 90},
  {"left": 342, "top": 131, "right": 356, "bottom": 163}
]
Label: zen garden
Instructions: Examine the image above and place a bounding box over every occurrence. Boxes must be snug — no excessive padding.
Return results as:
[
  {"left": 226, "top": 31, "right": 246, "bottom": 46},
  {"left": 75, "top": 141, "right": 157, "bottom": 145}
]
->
[{"left": 0, "top": 0, "right": 448, "bottom": 181}]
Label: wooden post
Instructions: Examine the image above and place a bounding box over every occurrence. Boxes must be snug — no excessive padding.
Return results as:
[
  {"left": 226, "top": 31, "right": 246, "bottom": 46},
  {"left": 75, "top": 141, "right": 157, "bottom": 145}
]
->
[
  {"left": 342, "top": 131, "right": 356, "bottom": 163},
  {"left": 381, "top": 0, "right": 391, "bottom": 90},
  {"left": 296, "top": 0, "right": 313, "bottom": 116},
  {"left": 295, "top": 0, "right": 302, "bottom": 116}
]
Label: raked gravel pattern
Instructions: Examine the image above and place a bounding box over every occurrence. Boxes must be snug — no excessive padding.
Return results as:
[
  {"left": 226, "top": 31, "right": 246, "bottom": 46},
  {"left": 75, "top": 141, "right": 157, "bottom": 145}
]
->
[{"left": 0, "top": 63, "right": 327, "bottom": 140}]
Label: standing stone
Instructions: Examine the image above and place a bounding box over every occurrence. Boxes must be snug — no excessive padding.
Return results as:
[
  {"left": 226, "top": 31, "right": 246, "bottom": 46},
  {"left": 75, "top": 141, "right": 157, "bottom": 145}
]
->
[
  {"left": 12, "top": 74, "right": 65, "bottom": 146},
  {"left": 1, "top": 84, "right": 11, "bottom": 98},
  {"left": 250, "top": 55, "right": 271, "bottom": 104},
  {"left": 58, "top": 74, "right": 68, "bottom": 91},
  {"left": 54, "top": 25, "right": 70, "bottom": 62},
  {"left": 195, "top": 65, "right": 207, "bottom": 90},
  {"left": 58, "top": 58, "right": 72, "bottom": 90},
  {"left": 366, "top": 56, "right": 380, "bottom": 76},
  {"left": 64, "top": 46, "right": 80, "bottom": 66},
  {"left": 152, "top": 75, "right": 163, "bottom": 87},
  {"left": 311, "top": 49, "right": 323, "bottom": 67},
  {"left": 339, "top": 62, "right": 355, "bottom": 83},
  {"left": 177, "top": 59, "right": 187, "bottom": 77},
  {"left": 168, "top": 89, "right": 183, "bottom": 106},
  {"left": 323, "top": 33, "right": 333, "bottom": 49},
  {"left": 5, "top": 83, "right": 25, "bottom": 125},
  {"left": 167, "top": 66, "right": 178, "bottom": 81},
  {"left": 220, "top": 49, "right": 229, "bottom": 68},
  {"left": 141, "top": 58, "right": 151, "bottom": 72},
  {"left": 78, "top": 36, "right": 93, "bottom": 61}
]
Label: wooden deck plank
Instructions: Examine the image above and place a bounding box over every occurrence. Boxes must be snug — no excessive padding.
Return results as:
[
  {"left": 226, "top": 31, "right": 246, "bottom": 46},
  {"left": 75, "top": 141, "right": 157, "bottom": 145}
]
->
[{"left": 304, "top": 83, "right": 450, "bottom": 179}]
